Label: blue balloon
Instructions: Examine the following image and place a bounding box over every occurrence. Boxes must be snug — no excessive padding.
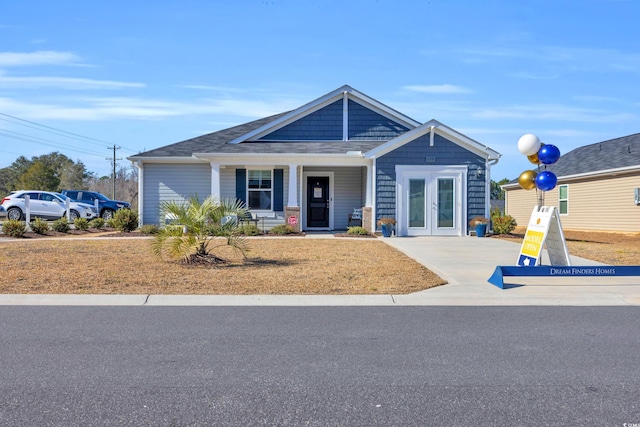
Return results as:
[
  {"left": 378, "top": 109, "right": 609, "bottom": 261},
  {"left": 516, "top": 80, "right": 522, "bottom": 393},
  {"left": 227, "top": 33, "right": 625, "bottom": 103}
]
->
[
  {"left": 535, "top": 171, "right": 558, "bottom": 191},
  {"left": 538, "top": 144, "right": 561, "bottom": 165}
]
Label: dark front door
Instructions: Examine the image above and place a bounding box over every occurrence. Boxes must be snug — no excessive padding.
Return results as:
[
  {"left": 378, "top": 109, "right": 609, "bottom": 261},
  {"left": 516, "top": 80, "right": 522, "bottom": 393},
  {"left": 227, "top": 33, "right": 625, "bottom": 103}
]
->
[{"left": 307, "top": 177, "right": 329, "bottom": 228}]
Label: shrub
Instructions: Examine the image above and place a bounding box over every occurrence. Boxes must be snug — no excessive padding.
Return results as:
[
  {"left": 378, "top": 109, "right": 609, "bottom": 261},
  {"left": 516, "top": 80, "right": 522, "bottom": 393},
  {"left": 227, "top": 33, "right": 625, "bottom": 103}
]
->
[
  {"left": 52, "top": 218, "right": 70, "bottom": 233},
  {"left": 140, "top": 224, "right": 160, "bottom": 235},
  {"left": 490, "top": 210, "right": 517, "bottom": 235},
  {"left": 111, "top": 208, "right": 138, "bottom": 232},
  {"left": 89, "top": 218, "right": 105, "bottom": 229},
  {"left": 347, "top": 226, "right": 369, "bottom": 235},
  {"left": 74, "top": 217, "right": 89, "bottom": 231},
  {"left": 238, "top": 224, "right": 261, "bottom": 236},
  {"left": 469, "top": 216, "right": 490, "bottom": 227},
  {"left": 269, "top": 224, "right": 296, "bottom": 235},
  {"left": 30, "top": 217, "right": 50, "bottom": 235},
  {"left": 3, "top": 219, "right": 26, "bottom": 237},
  {"left": 106, "top": 218, "right": 116, "bottom": 228}
]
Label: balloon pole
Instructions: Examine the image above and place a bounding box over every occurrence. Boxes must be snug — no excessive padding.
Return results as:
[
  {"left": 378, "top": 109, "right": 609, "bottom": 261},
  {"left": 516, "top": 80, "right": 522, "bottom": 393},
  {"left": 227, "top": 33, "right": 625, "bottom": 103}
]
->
[{"left": 517, "top": 133, "right": 560, "bottom": 212}]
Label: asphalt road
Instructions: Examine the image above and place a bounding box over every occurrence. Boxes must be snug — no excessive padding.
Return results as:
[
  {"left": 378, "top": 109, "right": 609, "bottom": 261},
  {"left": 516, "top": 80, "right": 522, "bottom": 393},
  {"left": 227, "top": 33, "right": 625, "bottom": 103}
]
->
[{"left": 1, "top": 306, "right": 639, "bottom": 426}]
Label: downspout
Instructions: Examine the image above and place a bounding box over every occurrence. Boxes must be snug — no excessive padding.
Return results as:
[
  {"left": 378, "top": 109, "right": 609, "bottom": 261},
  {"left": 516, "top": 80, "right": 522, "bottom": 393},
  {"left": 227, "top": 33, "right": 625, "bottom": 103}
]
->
[{"left": 486, "top": 155, "right": 501, "bottom": 230}]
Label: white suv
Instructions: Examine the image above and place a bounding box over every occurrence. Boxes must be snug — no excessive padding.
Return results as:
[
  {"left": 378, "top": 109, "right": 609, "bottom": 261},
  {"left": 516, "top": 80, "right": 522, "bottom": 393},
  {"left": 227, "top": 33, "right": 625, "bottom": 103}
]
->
[{"left": 1, "top": 191, "right": 98, "bottom": 221}]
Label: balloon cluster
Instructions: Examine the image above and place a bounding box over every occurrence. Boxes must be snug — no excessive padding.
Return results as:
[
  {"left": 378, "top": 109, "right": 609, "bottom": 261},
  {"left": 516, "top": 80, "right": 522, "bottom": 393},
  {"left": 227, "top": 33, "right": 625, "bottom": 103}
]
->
[{"left": 517, "top": 134, "right": 560, "bottom": 192}]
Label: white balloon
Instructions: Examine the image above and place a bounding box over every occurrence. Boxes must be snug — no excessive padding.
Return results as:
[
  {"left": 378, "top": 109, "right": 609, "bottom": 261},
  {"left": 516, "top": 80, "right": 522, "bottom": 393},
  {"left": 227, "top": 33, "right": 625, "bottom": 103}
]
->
[{"left": 517, "top": 133, "right": 542, "bottom": 156}]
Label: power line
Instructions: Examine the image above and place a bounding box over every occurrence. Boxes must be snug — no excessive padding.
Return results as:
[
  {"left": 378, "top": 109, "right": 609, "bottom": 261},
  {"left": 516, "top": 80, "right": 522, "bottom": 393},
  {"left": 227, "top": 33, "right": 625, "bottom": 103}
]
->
[
  {"left": 0, "top": 128, "right": 108, "bottom": 158},
  {"left": 0, "top": 112, "right": 138, "bottom": 153}
]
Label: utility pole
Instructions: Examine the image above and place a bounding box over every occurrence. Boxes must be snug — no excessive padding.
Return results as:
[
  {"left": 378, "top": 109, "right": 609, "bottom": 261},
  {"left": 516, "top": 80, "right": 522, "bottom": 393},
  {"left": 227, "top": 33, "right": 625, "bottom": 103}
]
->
[{"left": 107, "top": 146, "right": 122, "bottom": 199}]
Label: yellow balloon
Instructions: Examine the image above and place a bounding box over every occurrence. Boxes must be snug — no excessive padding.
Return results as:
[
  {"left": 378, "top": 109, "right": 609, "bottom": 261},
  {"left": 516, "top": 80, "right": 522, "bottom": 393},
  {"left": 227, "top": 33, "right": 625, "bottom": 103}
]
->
[
  {"left": 518, "top": 170, "right": 538, "bottom": 190},
  {"left": 527, "top": 152, "right": 540, "bottom": 164}
]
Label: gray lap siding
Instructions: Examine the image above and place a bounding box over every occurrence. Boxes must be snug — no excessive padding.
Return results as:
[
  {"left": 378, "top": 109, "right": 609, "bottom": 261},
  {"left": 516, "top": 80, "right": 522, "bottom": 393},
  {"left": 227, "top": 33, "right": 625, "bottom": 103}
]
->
[
  {"left": 143, "top": 163, "right": 211, "bottom": 224},
  {"left": 376, "top": 134, "right": 486, "bottom": 228}
]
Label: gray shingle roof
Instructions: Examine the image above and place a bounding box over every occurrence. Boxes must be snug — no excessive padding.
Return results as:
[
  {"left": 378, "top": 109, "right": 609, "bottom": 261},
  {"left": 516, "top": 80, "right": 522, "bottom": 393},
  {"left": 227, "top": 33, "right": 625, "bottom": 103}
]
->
[
  {"left": 133, "top": 111, "right": 391, "bottom": 157},
  {"left": 545, "top": 133, "right": 640, "bottom": 177},
  {"left": 508, "top": 133, "right": 640, "bottom": 183},
  {"left": 134, "top": 112, "right": 290, "bottom": 157}
]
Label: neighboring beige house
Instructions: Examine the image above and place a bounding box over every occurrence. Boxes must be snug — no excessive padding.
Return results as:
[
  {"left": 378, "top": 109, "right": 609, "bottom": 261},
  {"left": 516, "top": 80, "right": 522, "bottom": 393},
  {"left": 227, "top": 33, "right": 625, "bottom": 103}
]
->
[{"left": 503, "top": 133, "right": 640, "bottom": 232}]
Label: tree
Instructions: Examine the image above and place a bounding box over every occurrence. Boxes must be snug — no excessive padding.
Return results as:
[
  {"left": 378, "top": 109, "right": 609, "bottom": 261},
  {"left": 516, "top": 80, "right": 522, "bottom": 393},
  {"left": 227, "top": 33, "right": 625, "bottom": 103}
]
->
[
  {"left": 59, "top": 160, "right": 93, "bottom": 190},
  {"left": 490, "top": 178, "right": 510, "bottom": 200},
  {"left": 0, "top": 152, "right": 91, "bottom": 194},
  {"left": 18, "top": 161, "right": 59, "bottom": 191},
  {"left": 151, "top": 195, "right": 249, "bottom": 264}
]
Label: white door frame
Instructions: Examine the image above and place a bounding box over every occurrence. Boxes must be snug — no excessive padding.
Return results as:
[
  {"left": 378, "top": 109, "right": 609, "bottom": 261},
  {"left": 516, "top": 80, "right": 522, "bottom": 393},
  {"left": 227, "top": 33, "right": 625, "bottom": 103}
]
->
[
  {"left": 301, "top": 171, "right": 334, "bottom": 231},
  {"left": 395, "top": 165, "right": 467, "bottom": 236}
]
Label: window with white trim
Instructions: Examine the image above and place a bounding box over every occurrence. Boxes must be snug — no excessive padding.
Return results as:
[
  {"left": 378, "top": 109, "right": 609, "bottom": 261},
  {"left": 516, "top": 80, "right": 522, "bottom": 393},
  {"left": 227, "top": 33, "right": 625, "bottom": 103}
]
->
[
  {"left": 248, "top": 169, "right": 272, "bottom": 210},
  {"left": 558, "top": 184, "right": 568, "bottom": 214}
]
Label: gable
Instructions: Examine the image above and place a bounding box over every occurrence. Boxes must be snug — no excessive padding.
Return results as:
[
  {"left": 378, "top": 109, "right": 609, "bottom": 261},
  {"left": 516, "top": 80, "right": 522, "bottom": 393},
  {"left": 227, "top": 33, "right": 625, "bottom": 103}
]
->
[
  {"left": 348, "top": 100, "right": 410, "bottom": 140},
  {"left": 366, "top": 120, "right": 501, "bottom": 161},
  {"left": 257, "top": 98, "right": 411, "bottom": 142},
  {"left": 259, "top": 100, "right": 343, "bottom": 141}
]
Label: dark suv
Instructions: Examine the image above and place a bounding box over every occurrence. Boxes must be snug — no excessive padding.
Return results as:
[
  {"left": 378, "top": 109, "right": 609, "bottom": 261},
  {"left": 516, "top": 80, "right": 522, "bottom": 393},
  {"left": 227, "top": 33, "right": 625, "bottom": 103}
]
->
[{"left": 61, "top": 190, "right": 131, "bottom": 220}]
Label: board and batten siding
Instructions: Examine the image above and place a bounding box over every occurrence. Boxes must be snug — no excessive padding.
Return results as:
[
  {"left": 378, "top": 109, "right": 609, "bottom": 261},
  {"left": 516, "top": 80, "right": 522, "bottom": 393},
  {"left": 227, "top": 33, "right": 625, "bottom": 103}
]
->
[
  {"left": 376, "top": 133, "right": 486, "bottom": 227},
  {"left": 304, "top": 166, "right": 364, "bottom": 229},
  {"left": 506, "top": 173, "right": 640, "bottom": 232},
  {"left": 143, "top": 163, "right": 211, "bottom": 224}
]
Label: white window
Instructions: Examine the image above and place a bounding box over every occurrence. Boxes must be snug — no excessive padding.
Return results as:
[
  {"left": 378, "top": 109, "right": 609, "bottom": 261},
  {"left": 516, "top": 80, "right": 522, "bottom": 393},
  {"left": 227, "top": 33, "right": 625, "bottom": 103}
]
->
[
  {"left": 559, "top": 185, "right": 568, "bottom": 214},
  {"left": 248, "top": 169, "right": 272, "bottom": 210}
]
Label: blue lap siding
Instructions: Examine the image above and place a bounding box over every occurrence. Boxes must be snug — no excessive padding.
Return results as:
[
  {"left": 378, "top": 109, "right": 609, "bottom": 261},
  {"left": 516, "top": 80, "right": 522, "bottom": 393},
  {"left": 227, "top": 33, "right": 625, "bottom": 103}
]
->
[{"left": 376, "top": 133, "right": 487, "bottom": 228}]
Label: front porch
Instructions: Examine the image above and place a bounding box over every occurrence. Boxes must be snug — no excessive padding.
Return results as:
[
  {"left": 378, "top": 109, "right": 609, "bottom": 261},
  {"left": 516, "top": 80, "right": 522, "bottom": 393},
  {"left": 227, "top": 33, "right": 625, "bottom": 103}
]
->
[{"left": 208, "top": 161, "right": 374, "bottom": 233}]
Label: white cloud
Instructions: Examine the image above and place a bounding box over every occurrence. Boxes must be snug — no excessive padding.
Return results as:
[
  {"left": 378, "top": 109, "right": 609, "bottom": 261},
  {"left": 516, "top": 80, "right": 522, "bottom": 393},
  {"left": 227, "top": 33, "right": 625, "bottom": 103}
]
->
[
  {"left": 459, "top": 45, "right": 640, "bottom": 73},
  {"left": 0, "top": 74, "right": 145, "bottom": 90},
  {"left": 472, "top": 104, "right": 636, "bottom": 123},
  {"left": 0, "top": 50, "right": 83, "bottom": 67},
  {"left": 0, "top": 95, "right": 300, "bottom": 122},
  {"left": 403, "top": 84, "right": 473, "bottom": 94}
]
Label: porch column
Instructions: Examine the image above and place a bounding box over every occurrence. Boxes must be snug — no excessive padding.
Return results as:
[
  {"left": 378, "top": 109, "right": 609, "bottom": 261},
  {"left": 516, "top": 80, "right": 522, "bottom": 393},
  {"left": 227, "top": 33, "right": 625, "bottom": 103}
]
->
[
  {"left": 287, "top": 164, "right": 298, "bottom": 207},
  {"left": 285, "top": 164, "right": 300, "bottom": 232},
  {"left": 365, "top": 164, "right": 372, "bottom": 207},
  {"left": 210, "top": 162, "right": 221, "bottom": 198},
  {"left": 136, "top": 160, "right": 144, "bottom": 226}
]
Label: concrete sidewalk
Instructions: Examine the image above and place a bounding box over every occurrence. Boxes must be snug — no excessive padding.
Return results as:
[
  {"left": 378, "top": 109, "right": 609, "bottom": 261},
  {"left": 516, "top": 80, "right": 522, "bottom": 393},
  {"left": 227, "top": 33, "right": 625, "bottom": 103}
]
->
[
  {"left": 383, "top": 236, "right": 640, "bottom": 306},
  {"left": 0, "top": 235, "right": 638, "bottom": 306}
]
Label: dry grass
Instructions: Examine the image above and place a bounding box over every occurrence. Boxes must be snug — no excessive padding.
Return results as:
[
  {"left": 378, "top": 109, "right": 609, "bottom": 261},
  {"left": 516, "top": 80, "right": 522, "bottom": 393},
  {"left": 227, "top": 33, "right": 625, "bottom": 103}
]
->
[
  {"left": 492, "top": 227, "right": 640, "bottom": 265},
  {"left": 0, "top": 236, "right": 446, "bottom": 295},
  {"left": 2, "top": 227, "right": 638, "bottom": 295}
]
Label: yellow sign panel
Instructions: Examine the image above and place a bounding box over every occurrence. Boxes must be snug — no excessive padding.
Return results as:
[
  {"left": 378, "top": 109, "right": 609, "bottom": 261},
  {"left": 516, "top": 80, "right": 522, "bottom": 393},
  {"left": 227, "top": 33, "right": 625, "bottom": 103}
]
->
[
  {"left": 516, "top": 206, "right": 571, "bottom": 267},
  {"left": 521, "top": 230, "right": 545, "bottom": 257}
]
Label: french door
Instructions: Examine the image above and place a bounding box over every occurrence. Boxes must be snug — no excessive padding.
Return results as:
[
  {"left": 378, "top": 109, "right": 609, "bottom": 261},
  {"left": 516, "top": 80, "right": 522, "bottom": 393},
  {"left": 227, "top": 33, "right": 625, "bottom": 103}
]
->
[{"left": 397, "top": 167, "right": 464, "bottom": 236}]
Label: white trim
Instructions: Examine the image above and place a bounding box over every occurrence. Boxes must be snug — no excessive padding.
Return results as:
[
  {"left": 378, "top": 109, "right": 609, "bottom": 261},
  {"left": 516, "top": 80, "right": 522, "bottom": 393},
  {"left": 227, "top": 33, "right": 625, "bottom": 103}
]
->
[
  {"left": 395, "top": 165, "right": 467, "bottom": 237},
  {"left": 136, "top": 160, "right": 144, "bottom": 226},
  {"left": 226, "top": 85, "right": 420, "bottom": 144},
  {"left": 210, "top": 162, "right": 221, "bottom": 198},
  {"left": 126, "top": 156, "right": 206, "bottom": 164},
  {"left": 193, "top": 152, "right": 368, "bottom": 167},
  {"left": 342, "top": 91, "right": 348, "bottom": 141},
  {"left": 246, "top": 168, "right": 274, "bottom": 213},
  {"left": 366, "top": 120, "right": 501, "bottom": 160},
  {"left": 371, "top": 159, "right": 377, "bottom": 232},
  {"left": 301, "top": 171, "right": 334, "bottom": 231},
  {"left": 287, "top": 164, "right": 298, "bottom": 207},
  {"left": 558, "top": 184, "right": 569, "bottom": 215}
]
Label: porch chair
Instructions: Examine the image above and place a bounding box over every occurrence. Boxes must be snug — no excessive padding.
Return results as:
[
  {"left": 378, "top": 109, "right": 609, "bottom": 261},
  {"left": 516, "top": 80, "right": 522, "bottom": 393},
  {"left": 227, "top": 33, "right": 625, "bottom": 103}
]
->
[{"left": 348, "top": 208, "right": 363, "bottom": 227}]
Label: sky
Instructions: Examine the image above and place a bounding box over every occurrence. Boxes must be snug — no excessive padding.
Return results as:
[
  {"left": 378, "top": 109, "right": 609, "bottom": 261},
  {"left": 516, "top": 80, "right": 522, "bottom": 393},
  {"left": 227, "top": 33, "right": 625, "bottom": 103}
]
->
[{"left": 1, "top": 0, "right": 639, "bottom": 181}]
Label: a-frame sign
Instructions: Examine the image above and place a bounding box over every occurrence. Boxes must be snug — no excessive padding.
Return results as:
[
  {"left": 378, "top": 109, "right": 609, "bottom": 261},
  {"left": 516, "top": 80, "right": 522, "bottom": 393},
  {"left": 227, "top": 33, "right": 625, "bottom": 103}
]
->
[{"left": 517, "top": 206, "right": 570, "bottom": 267}]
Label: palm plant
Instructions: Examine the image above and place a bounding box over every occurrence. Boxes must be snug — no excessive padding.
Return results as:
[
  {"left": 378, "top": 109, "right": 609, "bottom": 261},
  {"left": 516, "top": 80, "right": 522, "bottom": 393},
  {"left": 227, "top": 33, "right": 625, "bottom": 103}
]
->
[{"left": 151, "top": 195, "right": 250, "bottom": 263}]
